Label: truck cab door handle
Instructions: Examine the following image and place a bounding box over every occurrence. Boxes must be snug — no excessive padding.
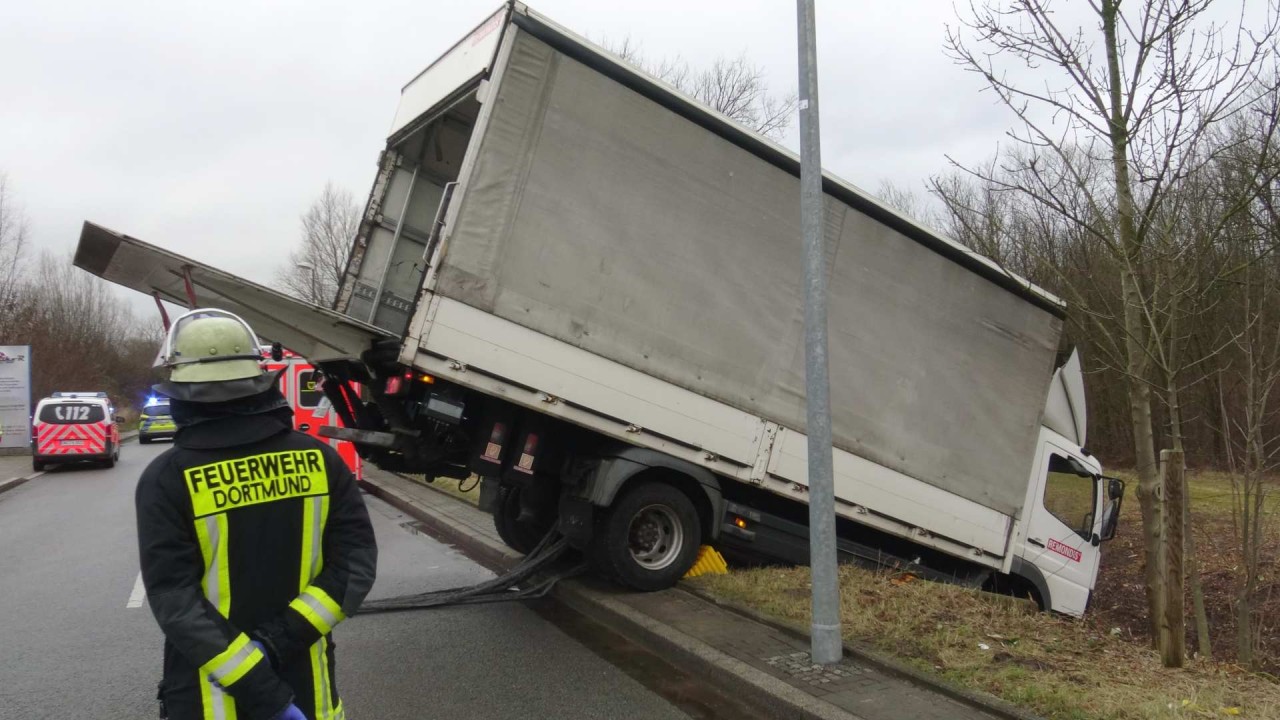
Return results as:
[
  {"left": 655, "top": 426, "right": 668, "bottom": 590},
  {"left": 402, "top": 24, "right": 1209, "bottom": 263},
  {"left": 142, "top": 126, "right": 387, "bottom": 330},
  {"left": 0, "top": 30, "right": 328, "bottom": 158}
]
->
[{"left": 1028, "top": 537, "right": 1045, "bottom": 548}]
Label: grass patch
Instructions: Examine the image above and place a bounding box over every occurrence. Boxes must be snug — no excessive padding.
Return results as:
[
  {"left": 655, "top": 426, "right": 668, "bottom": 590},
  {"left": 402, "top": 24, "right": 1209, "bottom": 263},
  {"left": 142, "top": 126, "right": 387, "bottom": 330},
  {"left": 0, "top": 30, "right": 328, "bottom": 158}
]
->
[
  {"left": 691, "top": 564, "right": 1279, "bottom": 719},
  {"left": 1093, "top": 469, "right": 1280, "bottom": 671}
]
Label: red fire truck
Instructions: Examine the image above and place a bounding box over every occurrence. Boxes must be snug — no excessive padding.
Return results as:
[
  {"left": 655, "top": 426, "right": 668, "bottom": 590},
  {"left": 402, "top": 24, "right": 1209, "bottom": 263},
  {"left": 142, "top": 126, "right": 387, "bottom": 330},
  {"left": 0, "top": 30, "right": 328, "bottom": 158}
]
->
[{"left": 264, "top": 347, "right": 362, "bottom": 478}]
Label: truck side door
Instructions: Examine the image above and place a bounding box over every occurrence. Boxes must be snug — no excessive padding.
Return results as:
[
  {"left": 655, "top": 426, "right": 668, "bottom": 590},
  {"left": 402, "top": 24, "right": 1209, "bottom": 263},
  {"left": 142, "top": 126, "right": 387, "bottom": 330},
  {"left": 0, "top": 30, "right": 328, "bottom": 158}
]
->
[{"left": 1025, "top": 445, "right": 1102, "bottom": 616}]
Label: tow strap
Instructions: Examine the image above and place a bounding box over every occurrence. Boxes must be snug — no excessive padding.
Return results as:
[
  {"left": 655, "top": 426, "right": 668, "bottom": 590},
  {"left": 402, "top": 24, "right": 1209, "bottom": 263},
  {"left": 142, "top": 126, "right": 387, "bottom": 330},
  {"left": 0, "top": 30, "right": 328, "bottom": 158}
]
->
[{"left": 357, "top": 530, "right": 586, "bottom": 615}]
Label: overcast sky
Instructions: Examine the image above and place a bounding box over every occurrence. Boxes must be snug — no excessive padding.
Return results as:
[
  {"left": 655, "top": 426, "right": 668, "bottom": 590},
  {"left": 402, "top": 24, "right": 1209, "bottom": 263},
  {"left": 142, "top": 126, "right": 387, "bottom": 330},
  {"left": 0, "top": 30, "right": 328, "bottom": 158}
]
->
[{"left": 2, "top": 0, "right": 1054, "bottom": 315}]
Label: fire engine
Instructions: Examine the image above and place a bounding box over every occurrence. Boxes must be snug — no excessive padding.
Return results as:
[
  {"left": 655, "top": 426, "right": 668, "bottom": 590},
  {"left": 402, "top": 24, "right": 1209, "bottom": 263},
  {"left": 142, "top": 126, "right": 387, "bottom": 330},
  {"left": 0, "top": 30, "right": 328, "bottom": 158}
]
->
[{"left": 262, "top": 346, "right": 362, "bottom": 478}]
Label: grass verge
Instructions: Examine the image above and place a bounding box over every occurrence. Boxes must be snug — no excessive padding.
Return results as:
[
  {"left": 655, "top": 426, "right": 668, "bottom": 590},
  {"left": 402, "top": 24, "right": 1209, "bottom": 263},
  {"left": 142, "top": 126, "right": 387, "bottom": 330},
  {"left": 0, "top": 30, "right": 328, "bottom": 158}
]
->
[{"left": 691, "top": 564, "right": 1279, "bottom": 719}]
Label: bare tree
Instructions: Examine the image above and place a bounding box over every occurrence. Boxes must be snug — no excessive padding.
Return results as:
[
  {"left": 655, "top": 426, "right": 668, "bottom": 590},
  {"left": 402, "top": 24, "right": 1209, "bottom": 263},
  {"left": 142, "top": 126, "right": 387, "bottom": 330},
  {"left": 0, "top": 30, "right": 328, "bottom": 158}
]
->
[
  {"left": 1218, "top": 252, "right": 1280, "bottom": 670},
  {"left": 0, "top": 174, "right": 29, "bottom": 337},
  {"left": 946, "top": 0, "right": 1279, "bottom": 666},
  {"left": 278, "top": 183, "right": 360, "bottom": 306},
  {"left": 606, "top": 39, "right": 798, "bottom": 140},
  {"left": 875, "top": 180, "right": 937, "bottom": 223},
  {"left": 7, "top": 251, "right": 160, "bottom": 405}
]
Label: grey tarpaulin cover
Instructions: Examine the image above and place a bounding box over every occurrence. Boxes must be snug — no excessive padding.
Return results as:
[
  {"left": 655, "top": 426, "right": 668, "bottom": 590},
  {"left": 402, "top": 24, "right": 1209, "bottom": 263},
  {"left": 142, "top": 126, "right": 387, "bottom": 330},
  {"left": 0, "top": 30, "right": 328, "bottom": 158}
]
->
[{"left": 438, "top": 30, "right": 1062, "bottom": 517}]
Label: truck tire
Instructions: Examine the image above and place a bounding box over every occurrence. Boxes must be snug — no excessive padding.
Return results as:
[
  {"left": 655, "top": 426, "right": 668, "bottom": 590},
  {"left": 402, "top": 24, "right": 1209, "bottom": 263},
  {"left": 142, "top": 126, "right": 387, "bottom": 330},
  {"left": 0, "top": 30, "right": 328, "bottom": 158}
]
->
[
  {"left": 492, "top": 485, "right": 545, "bottom": 555},
  {"left": 32, "top": 458, "right": 45, "bottom": 472},
  {"left": 595, "top": 481, "right": 701, "bottom": 592}
]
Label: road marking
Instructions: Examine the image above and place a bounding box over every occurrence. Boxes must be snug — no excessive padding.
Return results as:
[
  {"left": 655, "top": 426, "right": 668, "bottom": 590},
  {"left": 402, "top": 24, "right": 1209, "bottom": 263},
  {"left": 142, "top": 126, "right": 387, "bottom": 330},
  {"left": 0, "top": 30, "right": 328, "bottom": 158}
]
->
[{"left": 127, "top": 572, "right": 146, "bottom": 609}]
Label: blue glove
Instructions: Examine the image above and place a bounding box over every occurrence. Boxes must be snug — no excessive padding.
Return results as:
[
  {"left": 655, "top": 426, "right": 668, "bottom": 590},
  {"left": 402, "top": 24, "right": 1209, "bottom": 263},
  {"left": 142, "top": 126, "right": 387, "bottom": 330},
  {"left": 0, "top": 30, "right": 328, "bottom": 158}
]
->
[{"left": 277, "top": 703, "right": 308, "bottom": 720}]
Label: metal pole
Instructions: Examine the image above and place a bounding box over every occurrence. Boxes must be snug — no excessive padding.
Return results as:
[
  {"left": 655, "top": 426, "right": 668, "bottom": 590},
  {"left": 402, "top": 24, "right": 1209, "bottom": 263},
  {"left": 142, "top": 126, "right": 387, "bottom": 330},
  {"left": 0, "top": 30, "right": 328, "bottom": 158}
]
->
[{"left": 797, "top": 0, "right": 842, "bottom": 665}]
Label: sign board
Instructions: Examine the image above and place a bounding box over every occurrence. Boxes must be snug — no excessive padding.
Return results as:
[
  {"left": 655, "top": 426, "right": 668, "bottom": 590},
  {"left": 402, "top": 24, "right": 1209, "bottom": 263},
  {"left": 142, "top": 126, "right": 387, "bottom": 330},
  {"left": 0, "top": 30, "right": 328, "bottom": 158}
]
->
[{"left": 0, "top": 346, "right": 31, "bottom": 450}]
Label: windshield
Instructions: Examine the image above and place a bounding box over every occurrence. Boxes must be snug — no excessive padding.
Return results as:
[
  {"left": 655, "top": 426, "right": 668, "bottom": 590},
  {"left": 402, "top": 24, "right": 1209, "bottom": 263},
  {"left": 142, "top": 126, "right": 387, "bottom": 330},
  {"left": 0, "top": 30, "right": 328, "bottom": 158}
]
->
[
  {"left": 38, "top": 403, "right": 105, "bottom": 425},
  {"left": 142, "top": 402, "right": 172, "bottom": 417}
]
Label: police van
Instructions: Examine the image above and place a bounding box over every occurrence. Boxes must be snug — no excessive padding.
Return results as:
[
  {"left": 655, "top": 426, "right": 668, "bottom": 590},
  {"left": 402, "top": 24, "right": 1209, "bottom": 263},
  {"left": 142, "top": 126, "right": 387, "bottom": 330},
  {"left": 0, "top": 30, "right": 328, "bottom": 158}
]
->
[
  {"left": 138, "top": 396, "right": 177, "bottom": 444},
  {"left": 31, "top": 392, "right": 123, "bottom": 471}
]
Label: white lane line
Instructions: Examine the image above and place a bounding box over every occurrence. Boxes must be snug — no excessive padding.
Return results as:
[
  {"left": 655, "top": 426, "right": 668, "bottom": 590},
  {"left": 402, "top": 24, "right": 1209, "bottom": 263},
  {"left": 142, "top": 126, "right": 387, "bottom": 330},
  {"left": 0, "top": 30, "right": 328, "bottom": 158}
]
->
[{"left": 126, "top": 572, "right": 147, "bottom": 609}]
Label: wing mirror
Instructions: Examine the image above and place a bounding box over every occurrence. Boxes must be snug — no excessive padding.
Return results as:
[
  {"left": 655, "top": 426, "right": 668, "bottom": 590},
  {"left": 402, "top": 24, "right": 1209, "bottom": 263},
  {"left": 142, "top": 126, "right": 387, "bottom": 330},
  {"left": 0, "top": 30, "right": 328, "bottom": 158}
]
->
[
  {"left": 1100, "top": 476, "right": 1126, "bottom": 541},
  {"left": 1108, "top": 477, "right": 1125, "bottom": 500}
]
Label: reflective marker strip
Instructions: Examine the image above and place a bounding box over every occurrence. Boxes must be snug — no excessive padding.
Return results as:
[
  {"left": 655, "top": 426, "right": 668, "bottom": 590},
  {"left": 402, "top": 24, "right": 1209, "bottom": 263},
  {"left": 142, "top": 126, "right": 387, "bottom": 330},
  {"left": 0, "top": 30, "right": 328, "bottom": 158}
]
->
[
  {"left": 312, "top": 637, "right": 328, "bottom": 720},
  {"left": 298, "top": 494, "right": 339, "bottom": 718},
  {"left": 290, "top": 586, "right": 345, "bottom": 635},
  {"left": 201, "top": 633, "right": 265, "bottom": 687},
  {"left": 195, "top": 514, "right": 237, "bottom": 720},
  {"left": 195, "top": 515, "right": 231, "bottom": 616},
  {"left": 298, "top": 496, "right": 327, "bottom": 591}
]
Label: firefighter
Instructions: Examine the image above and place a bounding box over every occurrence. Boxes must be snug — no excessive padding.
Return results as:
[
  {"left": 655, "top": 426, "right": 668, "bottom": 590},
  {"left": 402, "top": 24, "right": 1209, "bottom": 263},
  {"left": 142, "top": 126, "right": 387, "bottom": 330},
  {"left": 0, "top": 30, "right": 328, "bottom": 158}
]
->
[{"left": 136, "top": 308, "right": 377, "bottom": 720}]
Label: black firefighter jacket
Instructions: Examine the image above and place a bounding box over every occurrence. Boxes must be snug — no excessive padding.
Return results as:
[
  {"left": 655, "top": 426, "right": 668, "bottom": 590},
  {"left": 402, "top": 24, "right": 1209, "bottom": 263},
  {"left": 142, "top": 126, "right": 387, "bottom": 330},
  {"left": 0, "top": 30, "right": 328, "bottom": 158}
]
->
[{"left": 136, "top": 408, "right": 377, "bottom": 720}]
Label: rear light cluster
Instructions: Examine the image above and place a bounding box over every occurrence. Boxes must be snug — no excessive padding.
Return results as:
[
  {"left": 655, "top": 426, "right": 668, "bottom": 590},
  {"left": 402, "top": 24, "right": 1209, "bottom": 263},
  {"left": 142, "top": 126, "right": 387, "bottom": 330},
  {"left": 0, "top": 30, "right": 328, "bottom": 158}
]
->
[
  {"left": 515, "top": 433, "right": 539, "bottom": 474},
  {"left": 482, "top": 422, "right": 507, "bottom": 464},
  {"left": 479, "top": 423, "right": 540, "bottom": 475},
  {"left": 384, "top": 371, "right": 436, "bottom": 396}
]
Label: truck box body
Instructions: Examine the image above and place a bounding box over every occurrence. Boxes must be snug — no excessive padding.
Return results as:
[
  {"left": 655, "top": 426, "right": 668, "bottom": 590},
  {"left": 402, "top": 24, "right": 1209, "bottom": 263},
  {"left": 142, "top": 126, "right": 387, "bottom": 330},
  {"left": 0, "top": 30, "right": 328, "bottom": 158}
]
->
[
  {"left": 334, "top": 6, "right": 1065, "bottom": 560},
  {"left": 77, "top": 4, "right": 1117, "bottom": 614}
]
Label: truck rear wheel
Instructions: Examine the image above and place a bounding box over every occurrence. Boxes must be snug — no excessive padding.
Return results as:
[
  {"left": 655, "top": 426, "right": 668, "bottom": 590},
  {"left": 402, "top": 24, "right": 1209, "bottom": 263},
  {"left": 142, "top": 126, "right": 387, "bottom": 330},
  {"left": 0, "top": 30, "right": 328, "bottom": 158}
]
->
[
  {"left": 595, "top": 481, "right": 701, "bottom": 592},
  {"left": 493, "top": 485, "right": 546, "bottom": 555}
]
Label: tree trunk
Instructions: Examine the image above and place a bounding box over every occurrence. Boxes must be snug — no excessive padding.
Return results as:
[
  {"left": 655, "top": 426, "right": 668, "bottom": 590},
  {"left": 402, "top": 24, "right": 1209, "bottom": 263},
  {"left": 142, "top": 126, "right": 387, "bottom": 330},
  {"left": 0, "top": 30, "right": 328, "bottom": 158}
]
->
[
  {"left": 1187, "top": 495, "right": 1213, "bottom": 659},
  {"left": 1168, "top": 370, "right": 1211, "bottom": 658},
  {"left": 1102, "top": 0, "right": 1164, "bottom": 649},
  {"left": 1160, "top": 450, "right": 1186, "bottom": 667},
  {"left": 1124, "top": 270, "right": 1163, "bottom": 646}
]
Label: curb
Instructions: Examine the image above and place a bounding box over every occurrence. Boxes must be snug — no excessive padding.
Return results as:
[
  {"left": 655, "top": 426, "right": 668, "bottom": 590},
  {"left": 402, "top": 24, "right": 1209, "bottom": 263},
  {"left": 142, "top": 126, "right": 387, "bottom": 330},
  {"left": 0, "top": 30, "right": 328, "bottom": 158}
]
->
[
  {"left": 679, "top": 584, "right": 1044, "bottom": 720},
  {"left": 359, "top": 474, "right": 862, "bottom": 720},
  {"left": 1, "top": 431, "right": 141, "bottom": 497},
  {"left": 0, "top": 471, "right": 41, "bottom": 496},
  {"left": 556, "top": 581, "right": 860, "bottom": 720}
]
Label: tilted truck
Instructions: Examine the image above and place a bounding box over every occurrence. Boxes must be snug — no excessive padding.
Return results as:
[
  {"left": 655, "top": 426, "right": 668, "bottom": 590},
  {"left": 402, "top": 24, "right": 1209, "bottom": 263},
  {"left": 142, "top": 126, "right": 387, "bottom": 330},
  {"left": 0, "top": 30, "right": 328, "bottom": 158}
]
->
[{"left": 75, "top": 2, "right": 1125, "bottom": 617}]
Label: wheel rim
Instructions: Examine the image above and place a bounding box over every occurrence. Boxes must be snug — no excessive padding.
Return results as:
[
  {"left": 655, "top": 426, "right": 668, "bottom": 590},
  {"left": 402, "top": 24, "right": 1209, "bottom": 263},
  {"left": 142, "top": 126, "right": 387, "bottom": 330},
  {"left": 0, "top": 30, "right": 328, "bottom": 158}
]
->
[{"left": 627, "top": 503, "right": 684, "bottom": 570}]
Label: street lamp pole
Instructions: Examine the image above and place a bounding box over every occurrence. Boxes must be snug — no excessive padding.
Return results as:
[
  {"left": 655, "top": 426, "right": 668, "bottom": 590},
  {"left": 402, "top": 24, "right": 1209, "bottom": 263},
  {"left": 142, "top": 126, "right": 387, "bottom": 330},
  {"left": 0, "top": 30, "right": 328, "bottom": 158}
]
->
[
  {"left": 796, "top": 0, "right": 842, "bottom": 665},
  {"left": 296, "top": 261, "right": 318, "bottom": 304}
]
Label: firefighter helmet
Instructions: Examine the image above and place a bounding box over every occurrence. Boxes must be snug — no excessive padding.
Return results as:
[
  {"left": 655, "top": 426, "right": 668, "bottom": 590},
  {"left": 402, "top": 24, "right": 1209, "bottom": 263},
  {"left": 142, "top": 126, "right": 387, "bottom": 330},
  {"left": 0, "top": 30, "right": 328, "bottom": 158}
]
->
[{"left": 154, "top": 309, "right": 277, "bottom": 402}]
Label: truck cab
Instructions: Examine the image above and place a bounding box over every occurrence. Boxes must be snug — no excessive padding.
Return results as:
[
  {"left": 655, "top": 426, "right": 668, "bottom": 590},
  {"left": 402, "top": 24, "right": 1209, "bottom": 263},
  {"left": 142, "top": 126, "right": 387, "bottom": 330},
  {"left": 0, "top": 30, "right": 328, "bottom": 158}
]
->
[
  {"left": 1007, "top": 350, "right": 1124, "bottom": 616},
  {"left": 1008, "top": 428, "right": 1123, "bottom": 615}
]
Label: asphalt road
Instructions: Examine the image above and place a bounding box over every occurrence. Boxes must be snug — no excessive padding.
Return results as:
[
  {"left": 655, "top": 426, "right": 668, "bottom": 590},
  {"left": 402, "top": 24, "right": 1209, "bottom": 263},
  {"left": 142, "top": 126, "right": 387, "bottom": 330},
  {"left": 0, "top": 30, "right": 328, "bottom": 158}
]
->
[{"left": 0, "top": 441, "right": 691, "bottom": 719}]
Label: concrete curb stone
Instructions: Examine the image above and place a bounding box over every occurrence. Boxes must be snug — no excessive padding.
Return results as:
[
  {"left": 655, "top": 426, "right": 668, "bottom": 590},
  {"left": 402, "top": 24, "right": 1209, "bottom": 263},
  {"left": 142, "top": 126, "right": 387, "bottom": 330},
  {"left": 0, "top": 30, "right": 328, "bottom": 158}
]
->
[
  {"left": 0, "top": 431, "right": 140, "bottom": 496},
  {"left": 678, "top": 584, "right": 1044, "bottom": 720}
]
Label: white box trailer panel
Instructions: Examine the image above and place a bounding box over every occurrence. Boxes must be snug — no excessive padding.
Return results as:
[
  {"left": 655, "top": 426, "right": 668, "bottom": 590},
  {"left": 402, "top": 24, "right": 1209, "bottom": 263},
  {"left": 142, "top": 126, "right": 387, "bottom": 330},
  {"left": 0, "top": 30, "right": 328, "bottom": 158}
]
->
[
  {"left": 72, "top": 225, "right": 1016, "bottom": 564},
  {"left": 414, "top": 295, "right": 1015, "bottom": 564},
  {"left": 433, "top": 25, "right": 1064, "bottom": 518}
]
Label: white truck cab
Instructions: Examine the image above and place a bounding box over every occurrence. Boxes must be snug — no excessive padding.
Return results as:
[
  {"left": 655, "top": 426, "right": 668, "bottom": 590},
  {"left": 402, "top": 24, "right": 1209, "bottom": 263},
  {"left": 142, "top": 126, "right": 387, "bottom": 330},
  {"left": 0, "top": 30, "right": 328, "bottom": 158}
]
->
[{"left": 1012, "top": 351, "right": 1124, "bottom": 617}]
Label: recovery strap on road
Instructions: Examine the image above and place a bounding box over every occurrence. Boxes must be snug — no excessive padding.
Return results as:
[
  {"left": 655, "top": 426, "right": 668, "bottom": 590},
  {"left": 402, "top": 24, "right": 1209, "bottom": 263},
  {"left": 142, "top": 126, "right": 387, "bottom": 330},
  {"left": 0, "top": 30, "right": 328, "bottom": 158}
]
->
[{"left": 357, "top": 530, "right": 586, "bottom": 615}]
